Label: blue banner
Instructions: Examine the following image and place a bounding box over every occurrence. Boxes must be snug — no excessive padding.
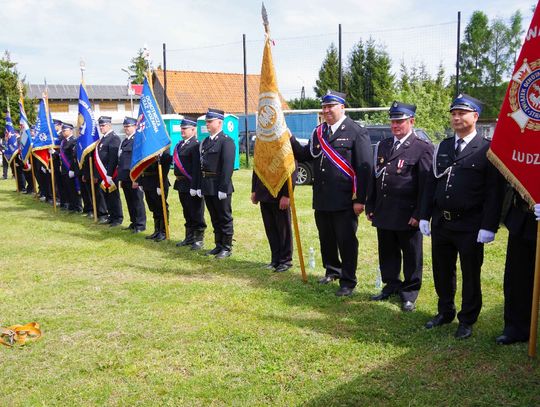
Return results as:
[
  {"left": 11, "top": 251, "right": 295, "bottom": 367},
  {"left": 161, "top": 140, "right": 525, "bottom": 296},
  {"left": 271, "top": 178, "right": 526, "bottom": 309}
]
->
[
  {"left": 130, "top": 77, "right": 171, "bottom": 181},
  {"left": 76, "top": 84, "right": 99, "bottom": 168},
  {"left": 18, "top": 99, "right": 32, "bottom": 164},
  {"left": 32, "top": 98, "right": 56, "bottom": 151},
  {"left": 4, "top": 111, "right": 19, "bottom": 164}
]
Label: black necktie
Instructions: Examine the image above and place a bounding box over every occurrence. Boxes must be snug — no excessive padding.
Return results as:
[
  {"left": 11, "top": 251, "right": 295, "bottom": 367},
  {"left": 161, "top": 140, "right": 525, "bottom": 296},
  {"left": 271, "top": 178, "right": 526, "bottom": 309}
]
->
[
  {"left": 390, "top": 140, "right": 400, "bottom": 155},
  {"left": 455, "top": 138, "right": 464, "bottom": 157}
]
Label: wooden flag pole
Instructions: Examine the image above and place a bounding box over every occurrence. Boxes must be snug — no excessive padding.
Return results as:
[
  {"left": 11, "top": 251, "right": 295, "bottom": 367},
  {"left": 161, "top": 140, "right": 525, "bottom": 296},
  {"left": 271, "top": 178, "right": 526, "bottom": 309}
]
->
[
  {"left": 89, "top": 156, "right": 98, "bottom": 223},
  {"left": 43, "top": 84, "right": 57, "bottom": 212},
  {"left": 157, "top": 160, "right": 170, "bottom": 240},
  {"left": 288, "top": 176, "right": 307, "bottom": 283},
  {"left": 29, "top": 153, "right": 38, "bottom": 199},
  {"left": 528, "top": 223, "right": 540, "bottom": 357},
  {"left": 12, "top": 160, "right": 20, "bottom": 192}
]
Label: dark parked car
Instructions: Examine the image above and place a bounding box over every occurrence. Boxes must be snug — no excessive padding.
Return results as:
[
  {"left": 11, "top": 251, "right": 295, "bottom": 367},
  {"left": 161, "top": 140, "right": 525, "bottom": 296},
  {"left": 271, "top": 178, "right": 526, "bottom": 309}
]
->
[{"left": 294, "top": 125, "right": 432, "bottom": 186}]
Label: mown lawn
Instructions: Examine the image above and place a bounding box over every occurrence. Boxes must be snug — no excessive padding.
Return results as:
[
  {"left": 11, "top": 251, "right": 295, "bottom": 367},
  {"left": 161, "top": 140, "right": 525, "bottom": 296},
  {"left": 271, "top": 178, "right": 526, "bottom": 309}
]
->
[{"left": 0, "top": 168, "right": 538, "bottom": 406}]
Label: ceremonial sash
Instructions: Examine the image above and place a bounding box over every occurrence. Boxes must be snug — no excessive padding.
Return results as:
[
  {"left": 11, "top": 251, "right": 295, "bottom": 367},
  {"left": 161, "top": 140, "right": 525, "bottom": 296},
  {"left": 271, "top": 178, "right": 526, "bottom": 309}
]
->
[
  {"left": 94, "top": 141, "right": 117, "bottom": 192},
  {"left": 60, "top": 146, "right": 81, "bottom": 192},
  {"left": 173, "top": 143, "right": 192, "bottom": 181},
  {"left": 315, "top": 123, "right": 357, "bottom": 199}
]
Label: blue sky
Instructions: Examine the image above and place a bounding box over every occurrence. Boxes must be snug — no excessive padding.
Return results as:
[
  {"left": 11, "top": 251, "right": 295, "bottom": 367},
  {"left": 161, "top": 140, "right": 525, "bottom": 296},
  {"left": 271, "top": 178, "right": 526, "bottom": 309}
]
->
[{"left": 0, "top": 0, "right": 534, "bottom": 99}]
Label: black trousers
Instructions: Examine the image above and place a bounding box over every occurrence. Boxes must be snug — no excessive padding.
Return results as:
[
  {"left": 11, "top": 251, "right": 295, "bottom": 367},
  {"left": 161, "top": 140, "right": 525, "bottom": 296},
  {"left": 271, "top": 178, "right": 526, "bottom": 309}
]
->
[
  {"left": 205, "top": 195, "right": 234, "bottom": 238},
  {"left": 122, "top": 181, "right": 146, "bottom": 229},
  {"left": 80, "top": 177, "right": 93, "bottom": 213},
  {"left": 23, "top": 170, "right": 34, "bottom": 192},
  {"left": 12, "top": 161, "right": 25, "bottom": 191},
  {"left": 61, "top": 174, "right": 82, "bottom": 211},
  {"left": 34, "top": 161, "right": 51, "bottom": 199},
  {"left": 503, "top": 232, "right": 536, "bottom": 340},
  {"left": 144, "top": 186, "right": 169, "bottom": 229},
  {"left": 377, "top": 228, "right": 423, "bottom": 302},
  {"left": 260, "top": 202, "right": 293, "bottom": 266},
  {"left": 314, "top": 208, "right": 358, "bottom": 289},
  {"left": 179, "top": 191, "right": 206, "bottom": 231},
  {"left": 2, "top": 154, "right": 7, "bottom": 179},
  {"left": 431, "top": 227, "right": 484, "bottom": 325},
  {"left": 53, "top": 157, "right": 66, "bottom": 205},
  {"left": 105, "top": 188, "right": 123, "bottom": 222}
]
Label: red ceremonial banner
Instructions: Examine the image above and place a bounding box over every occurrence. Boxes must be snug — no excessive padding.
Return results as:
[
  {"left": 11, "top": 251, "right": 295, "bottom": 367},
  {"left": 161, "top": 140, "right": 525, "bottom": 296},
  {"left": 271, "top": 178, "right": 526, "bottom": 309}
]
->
[{"left": 488, "top": 6, "right": 540, "bottom": 206}]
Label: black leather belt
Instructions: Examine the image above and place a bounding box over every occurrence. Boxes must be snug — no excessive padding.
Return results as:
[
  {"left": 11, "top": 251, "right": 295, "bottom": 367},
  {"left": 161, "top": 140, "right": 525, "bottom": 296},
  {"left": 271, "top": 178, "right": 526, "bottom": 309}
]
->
[
  {"left": 140, "top": 172, "right": 156, "bottom": 177},
  {"left": 440, "top": 207, "right": 481, "bottom": 221},
  {"left": 202, "top": 171, "right": 217, "bottom": 177},
  {"left": 176, "top": 175, "right": 187, "bottom": 180}
]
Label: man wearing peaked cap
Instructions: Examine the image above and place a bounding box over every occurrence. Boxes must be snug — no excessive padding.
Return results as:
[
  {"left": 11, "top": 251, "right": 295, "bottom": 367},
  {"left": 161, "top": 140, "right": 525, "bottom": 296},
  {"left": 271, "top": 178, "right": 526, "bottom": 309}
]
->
[
  {"left": 51, "top": 118, "right": 68, "bottom": 209},
  {"left": 173, "top": 117, "right": 206, "bottom": 250},
  {"left": 197, "top": 108, "right": 235, "bottom": 259},
  {"left": 419, "top": 94, "right": 504, "bottom": 339},
  {"left": 366, "top": 101, "right": 434, "bottom": 312},
  {"left": 117, "top": 117, "right": 146, "bottom": 233},
  {"left": 289, "top": 90, "right": 373, "bottom": 296},
  {"left": 95, "top": 116, "right": 123, "bottom": 226},
  {"left": 59, "top": 122, "right": 82, "bottom": 213}
]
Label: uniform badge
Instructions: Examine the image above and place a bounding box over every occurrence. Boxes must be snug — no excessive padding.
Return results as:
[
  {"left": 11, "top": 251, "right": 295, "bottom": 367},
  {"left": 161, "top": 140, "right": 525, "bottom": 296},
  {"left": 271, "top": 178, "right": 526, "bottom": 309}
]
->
[
  {"left": 379, "top": 157, "right": 384, "bottom": 164},
  {"left": 509, "top": 59, "right": 540, "bottom": 131},
  {"left": 341, "top": 124, "right": 345, "bottom": 130},
  {"left": 397, "top": 159, "right": 404, "bottom": 173},
  {"left": 316, "top": 144, "right": 320, "bottom": 148}
]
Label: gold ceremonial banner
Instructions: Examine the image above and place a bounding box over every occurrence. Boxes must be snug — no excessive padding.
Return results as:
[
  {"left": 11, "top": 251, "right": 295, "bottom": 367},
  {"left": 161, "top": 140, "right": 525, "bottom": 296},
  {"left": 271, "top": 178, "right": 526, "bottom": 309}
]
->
[{"left": 254, "top": 29, "right": 295, "bottom": 198}]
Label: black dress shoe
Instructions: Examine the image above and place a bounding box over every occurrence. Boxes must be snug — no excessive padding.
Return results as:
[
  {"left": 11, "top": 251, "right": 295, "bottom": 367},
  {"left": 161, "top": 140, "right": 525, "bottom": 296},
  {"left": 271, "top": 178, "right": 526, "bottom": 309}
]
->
[
  {"left": 425, "top": 314, "right": 454, "bottom": 329},
  {"left": 274, "top": 264, "right": 291, "bottom": 273},
  {"left": 153, "top": 232, "right": 166, "bottom": 242},
  {"left": 215, "top": 249, "right": 232, "bottom": 259},
  {"left": 98, "top": 216, "right": 110, "bottom": 224},
  {"left": 145, "top": 232, "right": 159, "bottom": 240},
  {"left": 495, "top": 334, "right": 528, "bottom": 345},
  {"left": 206, "top": 246, "right": 222, "bottom": 256},
  {"left": 132, "top": 227, "right": 146, "bottom": 234},
  {"left": 318, "top": 275, "right": 338, "bottom": 285},
  {"left": 370, "top": 291, "right": 392, "bottom": 301},
  {"left": 402, "top": 301, "right": 416, "bottom": 312},
  {"left": 109, "top": 222, "right": 122, "bottom": 227},
  {"left": 122, "top": 225, "right": 135, "bottom": 231},
  {"left": 263, "top": 262, "right": 278, "bottom": 270},
  {"left": 455, "top": 322, "right": 473, "bottom": 339},
  {"left": 335, "top": 287, "right": 354, "bottom": 297}
]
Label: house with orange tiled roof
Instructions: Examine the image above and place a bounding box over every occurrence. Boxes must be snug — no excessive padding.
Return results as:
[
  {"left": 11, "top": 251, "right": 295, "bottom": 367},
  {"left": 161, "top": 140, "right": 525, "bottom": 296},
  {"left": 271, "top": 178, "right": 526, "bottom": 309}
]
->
[{"left": 152, "top": 69, "right": 288, "bottom": 116}]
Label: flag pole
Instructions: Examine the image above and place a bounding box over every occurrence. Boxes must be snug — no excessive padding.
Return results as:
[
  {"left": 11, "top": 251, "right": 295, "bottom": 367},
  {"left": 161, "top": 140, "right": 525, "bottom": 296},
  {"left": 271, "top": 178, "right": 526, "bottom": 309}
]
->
[
  {"left": 18, "top": 82, "right": 38, "bottom": 198},
  {"left": 89, "top": 157, "right": 98, "bottom": 223},
  {"left": 288, "top": 176, "right": 307, "bottom": 282},
  {"left": 157, "top": 158, "right": 170, "bottom": 240},
  {"left": 43, "top": 81, "right": 57, "bottom": 212},
  {"left": 12, "top": 159, "right": 20, "bottom": 193},
  {"left": 528, "top": 224, "right": 540, "bottom": 357}
]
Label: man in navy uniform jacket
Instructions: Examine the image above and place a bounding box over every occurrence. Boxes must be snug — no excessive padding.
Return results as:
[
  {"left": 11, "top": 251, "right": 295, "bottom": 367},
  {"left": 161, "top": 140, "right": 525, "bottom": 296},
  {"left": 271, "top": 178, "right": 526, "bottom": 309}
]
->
[
  {"left": 419, "top": 94, "right": 504, "bottom": 339},
  {"left": 290, "top": 90, "right": 373, "bottom": 296},
  {"left": 366, "top": 101, "right": 433, "bottom": 312}
]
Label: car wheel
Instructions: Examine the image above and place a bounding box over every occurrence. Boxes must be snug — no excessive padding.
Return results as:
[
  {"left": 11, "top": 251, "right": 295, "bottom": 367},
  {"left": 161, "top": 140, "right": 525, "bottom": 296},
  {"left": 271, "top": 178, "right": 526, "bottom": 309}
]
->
[{"left": 296, "top": 163, "right": 312, "bottom": 185}]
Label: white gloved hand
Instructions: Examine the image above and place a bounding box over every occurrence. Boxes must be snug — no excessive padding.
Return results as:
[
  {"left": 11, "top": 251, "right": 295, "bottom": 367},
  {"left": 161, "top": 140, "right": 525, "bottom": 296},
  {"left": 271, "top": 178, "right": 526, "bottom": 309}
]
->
[
  {"left": 196, "top": 189, "right": 202, "bottom": 198},
  {"left": 106, "top": 175, "right": 114, "bottom": 185},
  {"left": 68, "top": 170, "right": 75, "bottom": 178},
  {"left": 189, "top": 188, "right": 197, "bottom": 197},
  {"left": 218, "top": 191, "right": 227, "bottom": 200},
  {"left": 419, "top": 219, "right": 431, "bottom": 236},
  {"left": 40, "top": 167, "right": 47, "bottom": 174},
  {"left": 477, "top": 229, "right": 495, "bottom": 244},
  {"left": 535, "top": 203, "right": 540, "bottom": 221},
  {"left": 48, "top": 148, "right": 55, "bottom": 155},
  {"left": 157, "top": 187, "right": 161, "bottom": 196}
]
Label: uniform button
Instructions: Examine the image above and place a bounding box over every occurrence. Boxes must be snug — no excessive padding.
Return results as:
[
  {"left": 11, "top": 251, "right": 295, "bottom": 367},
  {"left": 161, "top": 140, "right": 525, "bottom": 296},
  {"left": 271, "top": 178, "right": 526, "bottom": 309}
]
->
[
  {"left": 448, "top": 184, "right": 452, "bottom": 187},
  {"left": 446, "top": 195, "right": 449, "bottom": 199},
  {"left": 322, "top": 169, "right": 325, "bottom": 172},
  {"left": 383, "top": 194, "right": 387, "bottom": 197},
  {"left": 453, "top": 163, "right": 457, "bottom": 166}
]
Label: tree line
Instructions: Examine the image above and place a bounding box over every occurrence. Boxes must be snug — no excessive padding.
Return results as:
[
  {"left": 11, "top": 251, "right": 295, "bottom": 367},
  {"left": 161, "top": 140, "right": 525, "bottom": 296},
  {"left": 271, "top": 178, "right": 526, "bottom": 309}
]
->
[{"left": 288, "top": 9, "right": 526, "bottom": 138}]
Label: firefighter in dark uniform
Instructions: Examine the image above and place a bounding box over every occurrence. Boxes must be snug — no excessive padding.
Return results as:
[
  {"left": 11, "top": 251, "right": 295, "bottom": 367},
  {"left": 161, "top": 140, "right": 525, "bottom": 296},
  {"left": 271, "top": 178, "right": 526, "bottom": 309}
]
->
[
  {"left": 197, "top": 108, "right": 235, "bottom": 259},
  {"left": 80, "top": 150, "right": 108, "bottom": 221},
  {"left": 52, "top": 119, "right": 67, "bottom": 209},
  {"left": 117, "top": 117, "right": 146, "bottom": 233},
  {"left": 289, "top": 90, "right": 373, "bottom": 296},
  {"left": 139, "top": 150, "right": 172, "bottom": 242},
  {"left": 495, "top": 193, "right": 540, "bottom": 344},
  {"left": 366, "top": 101, "right": 434, "bottom": 311},
  {"left": 96, "top": 116, "right": 123, "bottom": 226},
  {"left": 173, "top": 117, "right": 206, "bottom": 250},
  {"left": 251, "top": 166, "right": 297, "bottom": 273},
  {"left": 419, "top": 94, "right": 504, "bottom": 339},
  {"left": 59, "top": 123, "right": 82, "bottom": 212}
]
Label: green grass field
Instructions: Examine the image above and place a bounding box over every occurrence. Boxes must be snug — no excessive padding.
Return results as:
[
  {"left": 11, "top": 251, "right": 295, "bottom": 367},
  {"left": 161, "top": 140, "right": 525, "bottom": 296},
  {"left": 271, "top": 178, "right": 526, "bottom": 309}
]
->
[{"left": 0, "top": 169, "right": 539, "bottom": 406}]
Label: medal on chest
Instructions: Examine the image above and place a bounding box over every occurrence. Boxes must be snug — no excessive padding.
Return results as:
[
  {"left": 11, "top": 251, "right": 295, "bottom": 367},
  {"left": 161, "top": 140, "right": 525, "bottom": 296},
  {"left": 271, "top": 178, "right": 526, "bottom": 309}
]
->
[{"left": 397, "top": 159, "right": 405, "bottom": 174}]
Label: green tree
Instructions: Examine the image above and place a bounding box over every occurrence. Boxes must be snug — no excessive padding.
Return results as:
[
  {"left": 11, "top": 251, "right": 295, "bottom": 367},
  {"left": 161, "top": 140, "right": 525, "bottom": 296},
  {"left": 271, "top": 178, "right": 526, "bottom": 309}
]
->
[
  {"left": 287, "top": 97, "right": 320, "bottom": 109},
  {"left": 314, "top": 43, "right": 339, "bottom": 98},
  {"left": 394, "top": 63, "right": 452, "bottom": 139},
  {"left": 128, "top": 49, "right": 148, "bottom": 84},
  {"left": 344, "top": 39, "right": 394, "bottom": 108},
  {"left": 460, "top": 11, "right": 492, "bottom": 92},
  {"left": 0, "top": 51, "right": 36, "bottom": 130}
]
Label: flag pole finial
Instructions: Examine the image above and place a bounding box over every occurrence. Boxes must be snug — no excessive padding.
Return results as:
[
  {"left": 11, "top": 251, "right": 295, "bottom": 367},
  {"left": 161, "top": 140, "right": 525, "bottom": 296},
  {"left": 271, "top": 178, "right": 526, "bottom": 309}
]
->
[{"left": 262, "top": 3, "right": 270, "bottom": 35}]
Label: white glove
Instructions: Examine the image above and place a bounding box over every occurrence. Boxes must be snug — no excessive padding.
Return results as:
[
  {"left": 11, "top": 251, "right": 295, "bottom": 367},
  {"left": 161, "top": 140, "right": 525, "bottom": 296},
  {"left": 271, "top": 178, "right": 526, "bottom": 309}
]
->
[
  {"left": 189, "top": 188, "right": 197, "bottom": 197},
  {"left": 68, "top": 170, "right": 75, "bottom": 178},
  {"left": 196, "top": 189, "right": 202, "bottom": 198},
  {"left": 218, "top": 191, "right": 227, "bottom": 200},
  {"left": 48, "top": 148, "right": 55, "bottom": 154},
  {"left": 477, "top": 229, "right": 495, "bottom": 244},
  {"left": 106, "top": 175, "right": 114, "bottom": 185},
  {"left": 419, "top": 219, "right": 431, "bottom": 236},
  {"left": 26, "top": 164, "right": 31, "bottom": 170},
  {"left": 157, "top": 187, "right": 161, "bottom": 196},
  {"left": 40, "top": 167, "right": 47, "bottom": 174},
  {"left": 535, "top": 203, "right": 540, "bottom": 221}
]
